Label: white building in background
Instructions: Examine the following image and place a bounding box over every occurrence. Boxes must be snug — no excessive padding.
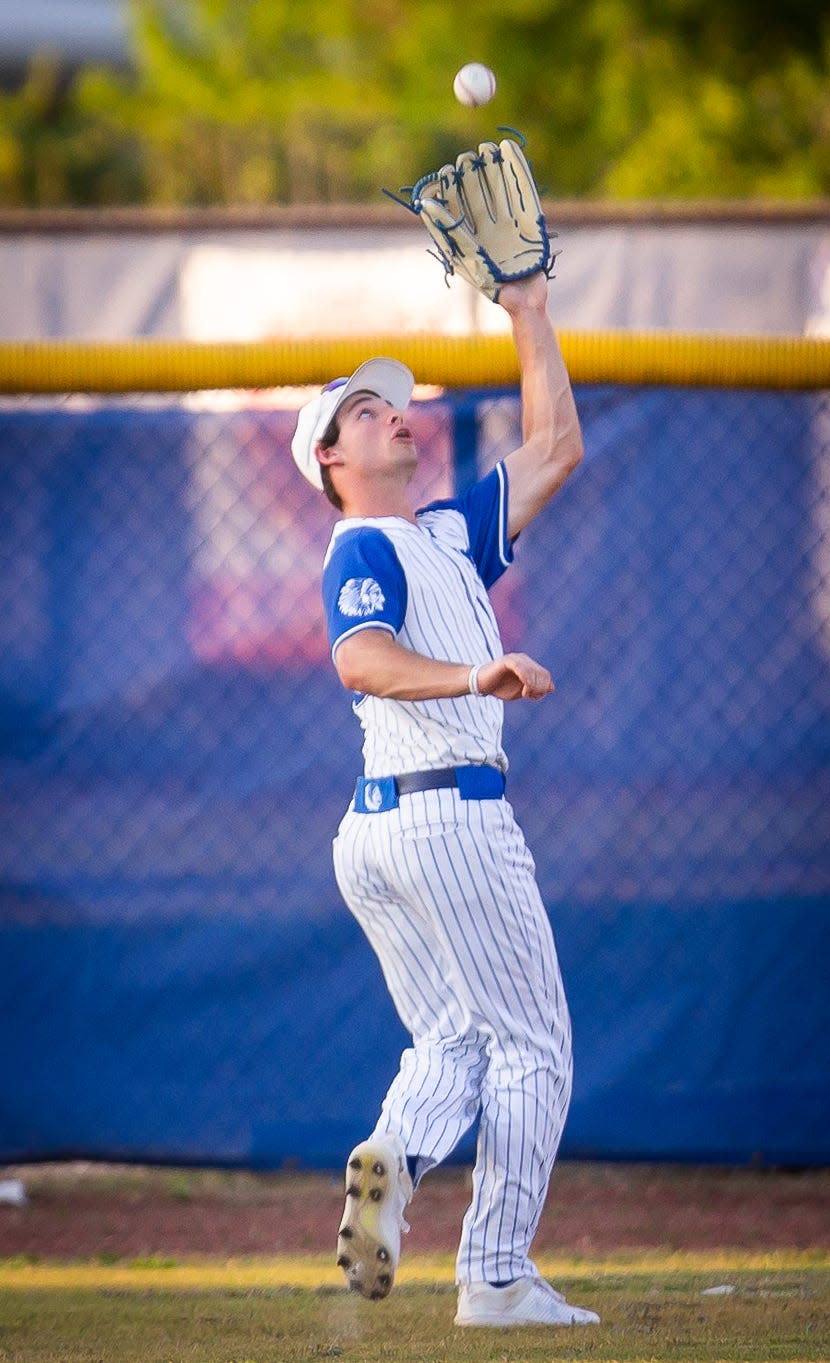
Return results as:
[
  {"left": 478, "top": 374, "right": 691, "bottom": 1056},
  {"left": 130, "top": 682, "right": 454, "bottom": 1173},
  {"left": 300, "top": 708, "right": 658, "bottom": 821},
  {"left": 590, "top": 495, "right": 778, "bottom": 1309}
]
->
[
  {"left": 0, "top": 0, "right": 129, "bottom": 72},
  {"left": 0, "top": 205, "right": 828, "bottom": 340}
]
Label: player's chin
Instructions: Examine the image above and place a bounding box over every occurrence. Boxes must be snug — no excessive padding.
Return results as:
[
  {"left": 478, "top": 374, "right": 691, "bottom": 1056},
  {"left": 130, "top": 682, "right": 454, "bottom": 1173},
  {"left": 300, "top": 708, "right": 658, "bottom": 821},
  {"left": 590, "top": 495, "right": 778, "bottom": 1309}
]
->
[{"left": 393, "top": 437, "right": 418, "bottom": 468}]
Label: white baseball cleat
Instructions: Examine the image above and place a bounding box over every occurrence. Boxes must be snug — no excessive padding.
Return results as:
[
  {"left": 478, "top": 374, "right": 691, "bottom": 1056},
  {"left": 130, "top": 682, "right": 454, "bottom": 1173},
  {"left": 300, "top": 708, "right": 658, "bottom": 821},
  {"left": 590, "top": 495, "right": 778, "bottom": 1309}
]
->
[
  {"left": 455, "top": 1276, "right": 601, "bottom": 1327},
  {"left": 336, "top": 1133, "right": 413, "bottom": 1300}
]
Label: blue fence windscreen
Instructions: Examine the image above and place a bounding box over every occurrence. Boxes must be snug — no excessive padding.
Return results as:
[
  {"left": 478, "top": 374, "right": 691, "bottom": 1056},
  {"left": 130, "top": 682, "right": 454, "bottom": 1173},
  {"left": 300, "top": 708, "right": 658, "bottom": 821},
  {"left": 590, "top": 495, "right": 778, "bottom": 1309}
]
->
[{"left": 1, "top": 385, "right": 828, "bottom": 1167}]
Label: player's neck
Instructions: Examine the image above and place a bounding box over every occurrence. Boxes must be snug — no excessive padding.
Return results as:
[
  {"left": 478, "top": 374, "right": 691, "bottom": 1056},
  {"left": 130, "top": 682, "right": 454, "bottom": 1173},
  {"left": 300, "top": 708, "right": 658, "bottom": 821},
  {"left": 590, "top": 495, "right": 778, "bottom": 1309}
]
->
[
  {"left": 340, "top": 499, "right": 416, "bottom": 523},
  {"left": 339, "top": 481, "right": 416, "bottom": 523}
]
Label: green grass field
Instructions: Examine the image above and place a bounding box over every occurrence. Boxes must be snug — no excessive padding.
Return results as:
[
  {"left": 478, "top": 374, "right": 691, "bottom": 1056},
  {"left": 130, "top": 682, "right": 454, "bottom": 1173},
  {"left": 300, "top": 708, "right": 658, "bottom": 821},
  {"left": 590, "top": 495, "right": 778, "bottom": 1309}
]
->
[{"left": 1, "top": 1253, "right": 827, "bottom": 1363}]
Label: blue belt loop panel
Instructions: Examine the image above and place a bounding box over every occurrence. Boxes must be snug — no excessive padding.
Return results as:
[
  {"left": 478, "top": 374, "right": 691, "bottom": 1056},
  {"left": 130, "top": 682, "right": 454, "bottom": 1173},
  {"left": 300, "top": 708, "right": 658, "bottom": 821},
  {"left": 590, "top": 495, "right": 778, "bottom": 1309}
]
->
[{"left": 455, "top": 765, "right": 506, "bottom": 800}]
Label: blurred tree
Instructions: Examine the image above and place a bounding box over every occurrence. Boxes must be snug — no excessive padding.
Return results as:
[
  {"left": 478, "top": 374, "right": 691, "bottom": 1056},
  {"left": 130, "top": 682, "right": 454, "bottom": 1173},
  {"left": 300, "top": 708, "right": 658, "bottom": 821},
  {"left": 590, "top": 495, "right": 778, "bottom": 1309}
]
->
[
  {"left": 0, "top": 0, "right": 827, "bottom": 205},
  {"left": 480, "top": 0, "right": 830, "bottom": 197},
  {"left": 0, "top": 54, "right": 143, "bottom": 205},
  {"left": 74, "top": 0, "right": 476, "bottom": 203}
]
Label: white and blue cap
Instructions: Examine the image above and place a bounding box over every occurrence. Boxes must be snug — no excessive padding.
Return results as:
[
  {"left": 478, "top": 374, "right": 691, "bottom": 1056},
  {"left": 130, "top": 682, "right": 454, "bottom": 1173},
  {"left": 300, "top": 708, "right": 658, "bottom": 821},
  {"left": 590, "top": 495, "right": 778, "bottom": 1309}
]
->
[{"left": 290, "top": 358, "right": 415, "bottom": 489}]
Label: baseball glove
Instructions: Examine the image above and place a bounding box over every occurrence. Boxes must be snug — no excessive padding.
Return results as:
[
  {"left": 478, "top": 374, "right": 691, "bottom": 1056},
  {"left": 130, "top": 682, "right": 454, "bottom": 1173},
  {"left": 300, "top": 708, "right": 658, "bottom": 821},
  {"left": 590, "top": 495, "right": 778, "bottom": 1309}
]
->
[{"left": 388, "top": 137, "right": 555, "bottom": 302}]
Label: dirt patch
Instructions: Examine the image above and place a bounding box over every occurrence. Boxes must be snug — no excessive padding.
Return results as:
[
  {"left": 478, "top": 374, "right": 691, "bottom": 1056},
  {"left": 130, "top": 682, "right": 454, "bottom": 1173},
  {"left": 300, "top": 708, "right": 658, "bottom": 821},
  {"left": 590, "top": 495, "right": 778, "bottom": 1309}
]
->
[{"left": 1, "top": 1162, "right": 827, "bottom": 1260}]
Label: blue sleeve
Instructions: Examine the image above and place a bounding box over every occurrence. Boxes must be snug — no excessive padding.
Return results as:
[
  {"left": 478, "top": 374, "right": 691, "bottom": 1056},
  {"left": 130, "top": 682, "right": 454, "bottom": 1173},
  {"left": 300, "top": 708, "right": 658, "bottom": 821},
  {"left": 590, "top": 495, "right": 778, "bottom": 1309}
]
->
[
  {"left": 424, "top": 462, "right": 514, "bottom": 589},
  {"left": 322, "top": 527, "right": 407, "bottom": 657}
]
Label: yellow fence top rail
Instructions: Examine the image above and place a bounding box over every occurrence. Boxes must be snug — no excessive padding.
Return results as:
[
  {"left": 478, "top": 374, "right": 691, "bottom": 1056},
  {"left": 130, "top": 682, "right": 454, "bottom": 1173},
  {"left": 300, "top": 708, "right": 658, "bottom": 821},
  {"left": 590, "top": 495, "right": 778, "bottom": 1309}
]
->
[{"left": 0, "top": 331, "right": 828, "bottom": 394}]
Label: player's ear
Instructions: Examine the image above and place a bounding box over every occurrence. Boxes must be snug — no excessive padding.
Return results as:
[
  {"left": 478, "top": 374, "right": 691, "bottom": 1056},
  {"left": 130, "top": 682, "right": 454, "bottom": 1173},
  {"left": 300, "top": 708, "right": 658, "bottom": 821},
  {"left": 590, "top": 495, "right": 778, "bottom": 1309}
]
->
[{"left": 316, "top": 441, "right": 345, "bottom": 471}]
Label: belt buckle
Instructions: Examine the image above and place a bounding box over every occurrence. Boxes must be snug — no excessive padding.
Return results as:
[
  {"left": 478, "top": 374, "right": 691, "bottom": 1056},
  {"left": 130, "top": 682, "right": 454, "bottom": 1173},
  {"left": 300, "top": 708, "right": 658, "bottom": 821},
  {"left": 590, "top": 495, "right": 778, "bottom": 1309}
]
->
[{"left": 354, "top": 776, "right": 398, "bottom": 813}]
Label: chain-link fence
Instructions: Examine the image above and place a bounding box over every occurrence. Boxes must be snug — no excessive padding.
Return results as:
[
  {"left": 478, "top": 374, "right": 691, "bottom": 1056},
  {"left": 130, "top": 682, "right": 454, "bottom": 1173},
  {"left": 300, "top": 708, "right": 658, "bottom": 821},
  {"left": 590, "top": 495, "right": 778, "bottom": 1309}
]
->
[{"left": 2, "top": 384, "right": 828, "bottom": 1166}]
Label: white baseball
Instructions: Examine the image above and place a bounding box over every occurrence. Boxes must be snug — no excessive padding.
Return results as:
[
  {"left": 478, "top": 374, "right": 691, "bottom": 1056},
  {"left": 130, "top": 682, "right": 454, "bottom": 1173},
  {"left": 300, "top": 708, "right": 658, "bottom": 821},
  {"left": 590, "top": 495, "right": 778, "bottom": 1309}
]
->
[{"left": 453, "top": 63, "right": 496, "bottom": 108}]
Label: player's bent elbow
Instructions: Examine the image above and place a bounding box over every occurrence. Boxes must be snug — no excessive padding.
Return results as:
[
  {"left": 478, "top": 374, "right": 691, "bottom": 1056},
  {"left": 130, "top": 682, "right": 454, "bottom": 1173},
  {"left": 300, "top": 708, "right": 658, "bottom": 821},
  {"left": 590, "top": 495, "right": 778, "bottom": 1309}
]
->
[
  {"left": 334, "top": 653, "right": 364, "bottom": 693},
  {"left": 336, "top": 664, "right": 395, "bottom": 699},
  {"left": 334, "top": 632, "right": 393, "bottom": 694}
]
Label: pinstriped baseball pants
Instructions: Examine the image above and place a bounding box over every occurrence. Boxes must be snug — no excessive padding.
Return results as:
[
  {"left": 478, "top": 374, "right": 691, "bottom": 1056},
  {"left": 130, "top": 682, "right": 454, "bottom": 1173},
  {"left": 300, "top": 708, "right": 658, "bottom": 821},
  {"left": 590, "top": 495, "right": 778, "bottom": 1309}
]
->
[{"left": 332, "top": 787, "right": 573, "bottom": 1286}]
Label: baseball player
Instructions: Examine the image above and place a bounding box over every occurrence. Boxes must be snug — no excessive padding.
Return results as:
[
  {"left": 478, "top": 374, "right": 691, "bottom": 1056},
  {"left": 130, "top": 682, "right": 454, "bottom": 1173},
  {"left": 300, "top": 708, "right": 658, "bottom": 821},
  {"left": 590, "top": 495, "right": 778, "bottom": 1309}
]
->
[{"left": 290, "top": 265, "right": 599, "bottom": 1329}]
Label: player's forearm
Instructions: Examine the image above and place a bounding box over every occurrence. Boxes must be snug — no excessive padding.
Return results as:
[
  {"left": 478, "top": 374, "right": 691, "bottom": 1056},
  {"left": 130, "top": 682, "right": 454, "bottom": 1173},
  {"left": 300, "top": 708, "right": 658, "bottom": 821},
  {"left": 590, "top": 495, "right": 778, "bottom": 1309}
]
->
[
  {"left": 335, "top": 630, "right": 471, "bottom": 701},
  {"left": 512, "top": 301, "right": 582, "bottom": 472},
  {"left": 499, "top": 280, "right": 584, "bottom": 535}
]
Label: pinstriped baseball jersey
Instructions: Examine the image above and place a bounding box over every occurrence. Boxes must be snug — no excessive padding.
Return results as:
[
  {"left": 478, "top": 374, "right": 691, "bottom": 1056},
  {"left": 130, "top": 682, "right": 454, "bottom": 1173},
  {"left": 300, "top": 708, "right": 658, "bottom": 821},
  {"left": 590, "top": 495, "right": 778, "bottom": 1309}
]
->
[{"left": 322, "top": 462, "right": 513, "bottom": 777}]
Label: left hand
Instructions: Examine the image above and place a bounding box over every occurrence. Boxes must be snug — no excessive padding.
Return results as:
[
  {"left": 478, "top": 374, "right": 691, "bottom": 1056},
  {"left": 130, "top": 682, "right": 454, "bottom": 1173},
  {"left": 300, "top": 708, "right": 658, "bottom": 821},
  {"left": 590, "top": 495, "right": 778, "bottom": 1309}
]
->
[{"left": 477, "top": 652, "right": 554, "bottom": 701}]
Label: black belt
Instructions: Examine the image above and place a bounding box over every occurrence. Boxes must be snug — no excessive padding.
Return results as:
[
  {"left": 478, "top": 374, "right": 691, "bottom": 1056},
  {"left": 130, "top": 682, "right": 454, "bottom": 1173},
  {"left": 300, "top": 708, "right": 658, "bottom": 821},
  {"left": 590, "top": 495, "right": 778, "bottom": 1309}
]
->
[{"left": 395, "top": 768, "right": 460, "bottom": 795}]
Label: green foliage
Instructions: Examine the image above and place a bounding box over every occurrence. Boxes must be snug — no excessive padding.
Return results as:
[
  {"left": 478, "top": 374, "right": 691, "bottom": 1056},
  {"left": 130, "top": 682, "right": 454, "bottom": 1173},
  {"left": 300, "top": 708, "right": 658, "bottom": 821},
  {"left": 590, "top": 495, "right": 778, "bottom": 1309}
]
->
[
  {"left": 0, "top": 0, "right": 828, "bottom": 205},
  {"left": 0, "top": 54, "right": 143, "bottom": 205}
]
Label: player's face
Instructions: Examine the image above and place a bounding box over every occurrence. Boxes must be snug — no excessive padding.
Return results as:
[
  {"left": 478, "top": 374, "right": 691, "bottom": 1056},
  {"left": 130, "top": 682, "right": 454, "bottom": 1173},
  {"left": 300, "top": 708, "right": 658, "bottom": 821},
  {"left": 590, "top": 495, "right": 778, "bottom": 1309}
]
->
[{"left": 333, "top": 391, "right": 417, "bottom": 480}]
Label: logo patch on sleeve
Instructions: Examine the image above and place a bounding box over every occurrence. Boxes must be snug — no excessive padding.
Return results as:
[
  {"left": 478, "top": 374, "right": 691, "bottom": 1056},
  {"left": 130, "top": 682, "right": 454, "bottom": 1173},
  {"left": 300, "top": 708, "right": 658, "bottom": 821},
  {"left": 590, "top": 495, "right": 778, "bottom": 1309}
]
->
[{"left": 338, "top": 577, "right": 386, "bottom": 618}]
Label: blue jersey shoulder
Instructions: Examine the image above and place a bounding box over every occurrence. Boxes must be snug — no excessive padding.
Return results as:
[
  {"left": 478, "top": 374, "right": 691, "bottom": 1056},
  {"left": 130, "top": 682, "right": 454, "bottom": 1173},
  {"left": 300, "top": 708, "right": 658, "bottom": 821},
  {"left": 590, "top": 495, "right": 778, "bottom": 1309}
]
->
[
  {"left": 419, "top": 462, "right": 514, "bottom": 589},
  {"left": 322, "top": 526, "right": 408, "bottom": 656}
]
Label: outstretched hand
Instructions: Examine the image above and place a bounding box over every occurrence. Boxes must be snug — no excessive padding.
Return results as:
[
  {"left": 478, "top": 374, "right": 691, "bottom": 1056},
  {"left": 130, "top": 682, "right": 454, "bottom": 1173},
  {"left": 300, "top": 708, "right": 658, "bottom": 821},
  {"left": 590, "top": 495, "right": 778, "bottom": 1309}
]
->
[{"left": 477, "top": 652, "right": 554, "bottom": 701}]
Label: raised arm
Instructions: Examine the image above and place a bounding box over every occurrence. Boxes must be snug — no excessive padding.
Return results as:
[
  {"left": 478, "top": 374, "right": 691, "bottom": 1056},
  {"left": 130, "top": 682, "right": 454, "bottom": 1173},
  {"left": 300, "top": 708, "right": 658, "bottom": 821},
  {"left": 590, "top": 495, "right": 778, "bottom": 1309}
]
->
[{"left": 498, "top": 273, "right": 584, "bottom": 539}]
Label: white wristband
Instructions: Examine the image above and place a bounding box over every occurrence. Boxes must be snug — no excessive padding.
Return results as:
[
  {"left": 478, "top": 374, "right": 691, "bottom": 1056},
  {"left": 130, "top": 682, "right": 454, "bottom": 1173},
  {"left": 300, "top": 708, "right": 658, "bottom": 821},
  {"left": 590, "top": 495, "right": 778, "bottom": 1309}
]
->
[{"left": 467, "top": 664, "right": 482, "bottom": 696}]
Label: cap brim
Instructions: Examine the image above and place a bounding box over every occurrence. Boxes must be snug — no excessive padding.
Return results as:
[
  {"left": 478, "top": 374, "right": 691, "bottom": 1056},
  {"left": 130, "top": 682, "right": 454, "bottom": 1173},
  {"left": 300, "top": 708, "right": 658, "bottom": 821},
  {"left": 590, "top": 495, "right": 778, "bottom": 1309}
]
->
[{"left": 333, "top": 359, "right": 414, "bottom": 420}]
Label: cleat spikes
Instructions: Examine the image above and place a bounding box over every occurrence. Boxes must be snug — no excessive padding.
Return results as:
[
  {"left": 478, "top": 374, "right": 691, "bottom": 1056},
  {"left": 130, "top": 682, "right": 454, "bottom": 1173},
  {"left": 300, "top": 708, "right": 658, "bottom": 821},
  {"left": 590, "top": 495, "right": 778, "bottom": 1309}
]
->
[{"left": 336, "top": 1135, "right": 412, "bottom": 1302}]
